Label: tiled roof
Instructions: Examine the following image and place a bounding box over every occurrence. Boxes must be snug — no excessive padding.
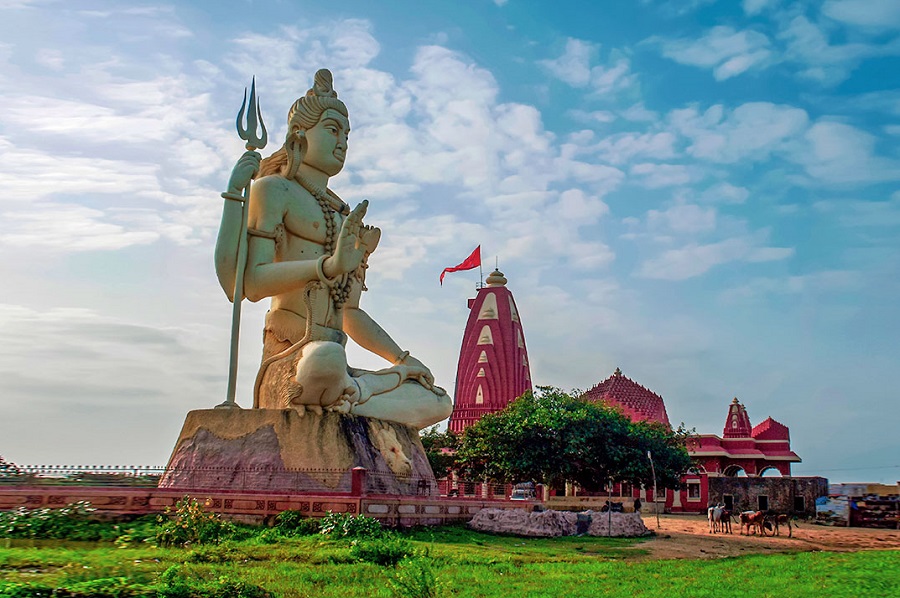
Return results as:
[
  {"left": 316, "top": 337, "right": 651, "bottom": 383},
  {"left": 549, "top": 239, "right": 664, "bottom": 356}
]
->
[
  {"left": 751, "top": 416, "right": 790, "bottom": 440},
  {"left": 583, "top": 368, "right": 671, "bottom": 426}
]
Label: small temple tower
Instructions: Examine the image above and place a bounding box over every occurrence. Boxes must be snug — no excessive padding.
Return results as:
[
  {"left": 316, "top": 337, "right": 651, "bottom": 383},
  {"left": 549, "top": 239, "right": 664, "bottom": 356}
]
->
[
  {"left": 448, "top": 269, "right": 532, "bottom": 433},
  {"left": 689, "top": 397, "right": 801, "bottom": 476}
]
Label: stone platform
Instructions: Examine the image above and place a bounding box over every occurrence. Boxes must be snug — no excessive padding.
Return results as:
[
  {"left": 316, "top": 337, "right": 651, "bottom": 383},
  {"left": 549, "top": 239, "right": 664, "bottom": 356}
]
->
[{"left": 159, "top": 409, "right": 437, "bottom": 496}]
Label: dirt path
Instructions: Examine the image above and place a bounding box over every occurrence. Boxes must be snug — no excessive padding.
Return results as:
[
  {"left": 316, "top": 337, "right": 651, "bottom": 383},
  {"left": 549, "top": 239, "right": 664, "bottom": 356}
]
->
[{"left": 635, "top": 514, "right": 900, "bottom": 561}]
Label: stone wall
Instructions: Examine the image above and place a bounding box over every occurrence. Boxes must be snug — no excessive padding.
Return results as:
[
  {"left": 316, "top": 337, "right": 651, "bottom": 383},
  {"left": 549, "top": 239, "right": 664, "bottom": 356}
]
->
[
  {"left": 0, "top": 485, "right": 536, "bottom": 527},
  {"left": 706, "top": 476, "right": 827, "bottom": 516}
]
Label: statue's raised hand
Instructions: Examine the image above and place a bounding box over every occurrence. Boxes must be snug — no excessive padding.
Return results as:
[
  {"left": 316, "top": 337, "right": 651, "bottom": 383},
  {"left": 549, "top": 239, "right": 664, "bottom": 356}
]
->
[
  {"left": 226, "top": 150, "right": 262, "bottom": 194},
  {"left": 398, "top": 354, "right": 435, "bottom": 390},
  {"left": 325, "top": 200, "right": 368, "bottom": 277}
]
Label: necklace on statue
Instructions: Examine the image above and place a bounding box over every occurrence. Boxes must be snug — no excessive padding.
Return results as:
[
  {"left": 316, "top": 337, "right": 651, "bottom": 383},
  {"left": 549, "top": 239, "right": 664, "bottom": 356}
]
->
[{"left": 294, "top": 172, "right": 353, "bottom": 310}]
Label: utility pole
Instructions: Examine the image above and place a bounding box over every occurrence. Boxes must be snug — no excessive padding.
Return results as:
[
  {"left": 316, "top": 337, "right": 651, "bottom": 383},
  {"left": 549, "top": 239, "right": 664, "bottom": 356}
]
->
[{"left": 648, "top": 450, "right": 660, "bottom": 529}]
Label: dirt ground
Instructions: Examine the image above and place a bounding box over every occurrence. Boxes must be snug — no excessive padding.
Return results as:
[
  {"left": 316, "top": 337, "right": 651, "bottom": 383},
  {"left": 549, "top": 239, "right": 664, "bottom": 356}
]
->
[{"left": 635, "top": 514, "right": 900, "bottom": 561}]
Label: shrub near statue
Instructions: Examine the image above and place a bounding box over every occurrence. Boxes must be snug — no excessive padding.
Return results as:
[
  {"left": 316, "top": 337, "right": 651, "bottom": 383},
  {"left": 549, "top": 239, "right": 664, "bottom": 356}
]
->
[{"left": 161, "top": 70, "right": 450, "bottom": 495}]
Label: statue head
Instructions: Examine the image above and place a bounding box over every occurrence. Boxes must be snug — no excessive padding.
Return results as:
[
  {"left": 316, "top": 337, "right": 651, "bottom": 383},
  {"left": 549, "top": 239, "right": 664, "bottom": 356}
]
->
[{"left": 279, "top": 69, "right": 350, "bottom": 180}]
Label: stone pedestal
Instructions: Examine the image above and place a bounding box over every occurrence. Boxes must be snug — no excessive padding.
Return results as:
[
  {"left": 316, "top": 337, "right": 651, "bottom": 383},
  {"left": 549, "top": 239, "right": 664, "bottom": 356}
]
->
[{"left": 159, "top": 409, "right": 437, "bottom": 496}]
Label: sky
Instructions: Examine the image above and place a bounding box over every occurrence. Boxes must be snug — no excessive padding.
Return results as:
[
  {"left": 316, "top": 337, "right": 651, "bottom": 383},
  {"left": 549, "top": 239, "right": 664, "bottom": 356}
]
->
[{"left": 0, "top": 0, "right": 898, "bottom": 484}]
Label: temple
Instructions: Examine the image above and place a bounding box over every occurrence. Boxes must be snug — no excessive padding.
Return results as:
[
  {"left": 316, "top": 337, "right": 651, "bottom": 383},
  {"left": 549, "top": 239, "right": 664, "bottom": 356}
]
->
[
  {"left": 579, "top": 369, "right": 811, "bottom": 512},
  {"left": 689, "top": 398, "right": 801, "bottom": 477},
  {"left": 448, "top": 269, "right": 532, "bottom": 434},
  {"left": 583, "top": 368, "right": 670, "bottom": 427}
]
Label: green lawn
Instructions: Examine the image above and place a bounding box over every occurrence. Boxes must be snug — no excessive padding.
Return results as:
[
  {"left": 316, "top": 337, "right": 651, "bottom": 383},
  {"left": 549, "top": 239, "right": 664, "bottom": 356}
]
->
[{"left": 1, "top": 526, "right": 897, "bottom": 597}]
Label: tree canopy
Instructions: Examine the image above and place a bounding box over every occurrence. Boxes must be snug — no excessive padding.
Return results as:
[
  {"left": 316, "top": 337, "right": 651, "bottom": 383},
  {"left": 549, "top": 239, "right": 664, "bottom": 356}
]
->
[
  {"left": 455, "top": 387, "right": 693, "bottom": 491},
  {"left": 419, "top": 426, "right": 460, "bottom": 480}
]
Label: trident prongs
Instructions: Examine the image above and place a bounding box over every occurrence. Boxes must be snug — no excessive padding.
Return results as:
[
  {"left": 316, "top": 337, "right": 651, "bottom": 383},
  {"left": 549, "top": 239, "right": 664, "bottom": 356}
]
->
[{"left": 236, "top": 76, "right": 268, "bottom": 151}]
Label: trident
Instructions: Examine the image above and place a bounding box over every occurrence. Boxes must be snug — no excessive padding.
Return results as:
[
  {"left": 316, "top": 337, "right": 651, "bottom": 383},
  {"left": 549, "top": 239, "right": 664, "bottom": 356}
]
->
[{"left": 216, "top": 77, "right": 267, "bottom": 409}]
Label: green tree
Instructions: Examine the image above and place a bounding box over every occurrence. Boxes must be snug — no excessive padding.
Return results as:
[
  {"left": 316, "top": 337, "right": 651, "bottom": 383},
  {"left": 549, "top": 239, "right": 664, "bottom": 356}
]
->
[
  {"left": 456, "top": 387, "right": 693, "bottom": 491},
  {"left": 419, "top": 426, "right": 459, "bottom": 479}
]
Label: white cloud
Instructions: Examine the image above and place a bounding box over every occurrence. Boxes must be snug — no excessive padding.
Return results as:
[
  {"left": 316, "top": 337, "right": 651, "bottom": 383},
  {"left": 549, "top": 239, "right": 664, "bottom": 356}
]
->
[
  {"left": 594, "top": 132, "right": 678, "bottom": 165},
  {"left": 620, "top": 103, "right": 659, "bottom": 122},
  {"left": 34, "top": 48, "right": 64, "bottom": 70},
  {"left": 822, "top": 0, "right": 900, "bottom": 30},
  {"left": 0, "top": 203, "right": 159, "bottom": 251},
  {"left": 655, "top": 26, "right": 773, "bottom": 80},
  {"left": 629, "top": 163, "right": 692, "bottom": 188},
  {"left": 539, "top": 38, "right": 594, "bottom": 87},
  {"left": 777, "top": 14, "right": 900, "bottom": 85},
  {"left": 638, "top": 235, "right": 793, "bottom": 280},
  {"left": 669, "top": 102, "right": 809, "bottom": 163},
  {"left": 699, "top": 182, "right": 750, "bottom": 204},
  {"left": 557, "top": 188, "right": 609, "bottom": 224},
  {"left": 648, "top": 203, "right": 717, "bottom": 234},
  {"left": 742, "top": 0, "right": 779, "bottom": 16},
  {"left": 643, "top": 0, "right": 717, "bottom": 18},
  {"left": 798, "top": 121, "right": 900, "bottom": 184},
  {"left": 813, "top": 193, "right": 900, "bottom": 227},
  {"left": 721, "top": 270, "right": 859, "bottom": 301},
  {"left": 538, "top": 38, "right": 636, "bottom": 95},
  {"left": 569, "top": 109, "right": 616, "bottom": 124}
]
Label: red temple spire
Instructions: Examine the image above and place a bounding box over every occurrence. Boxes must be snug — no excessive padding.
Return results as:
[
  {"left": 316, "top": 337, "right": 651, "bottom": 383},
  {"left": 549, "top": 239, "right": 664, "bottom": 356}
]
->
[{"left": 448, "top": 269, "right": 532, "bottom": 433}]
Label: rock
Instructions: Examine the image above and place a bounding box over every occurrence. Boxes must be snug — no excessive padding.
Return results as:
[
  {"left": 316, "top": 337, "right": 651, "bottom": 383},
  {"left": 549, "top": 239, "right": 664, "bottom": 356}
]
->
[
  {"left": 468, "top": 508, "right": 651, "bottom": 537},
  {"left": 584, "top": 511, "right": 651, "bottom": 537},
  {"left": 468, "top": 508, "right": 577, "bottom": 537},
  {"left": 159, "top": 409, "right": 436, "bottom": 496}
]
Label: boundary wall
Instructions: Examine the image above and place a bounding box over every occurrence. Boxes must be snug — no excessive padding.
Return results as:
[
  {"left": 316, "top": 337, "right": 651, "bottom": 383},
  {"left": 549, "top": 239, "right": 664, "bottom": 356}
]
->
[{"left": 0, "top": 486, "right": 538, "bottom": 527}]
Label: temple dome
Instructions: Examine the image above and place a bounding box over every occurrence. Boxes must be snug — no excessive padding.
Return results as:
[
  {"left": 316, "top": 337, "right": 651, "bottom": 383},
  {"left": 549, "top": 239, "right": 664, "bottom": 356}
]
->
[{"left": 583, "top": 368, "right": 671, "bottom": 426}]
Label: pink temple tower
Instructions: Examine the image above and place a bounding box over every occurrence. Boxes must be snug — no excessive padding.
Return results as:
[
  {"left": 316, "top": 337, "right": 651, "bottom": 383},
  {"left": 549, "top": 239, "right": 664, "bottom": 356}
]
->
[{"left": 448, "top": 269, "right": 533, "bottom": 434}]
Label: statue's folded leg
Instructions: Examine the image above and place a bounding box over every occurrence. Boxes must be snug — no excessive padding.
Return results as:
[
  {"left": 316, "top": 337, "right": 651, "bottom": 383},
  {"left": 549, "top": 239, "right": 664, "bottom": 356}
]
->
[
  {"left": 259, "top": 336, "right": 452, "bottom": 429},
  {"left": 344, "top": 378, "right": 453, "bottom": 430}
]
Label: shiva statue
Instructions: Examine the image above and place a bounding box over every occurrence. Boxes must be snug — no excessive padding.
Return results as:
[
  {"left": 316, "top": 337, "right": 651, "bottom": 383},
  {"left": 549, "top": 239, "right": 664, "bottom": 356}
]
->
[{"left": 214, "top": 69, "right": 452, "bottom": 430}]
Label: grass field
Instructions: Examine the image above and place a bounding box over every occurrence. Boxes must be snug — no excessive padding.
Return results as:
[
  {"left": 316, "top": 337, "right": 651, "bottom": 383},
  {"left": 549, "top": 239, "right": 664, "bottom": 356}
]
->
[{"left": 1, "top": 525, "right": 897, "bottom": 598}]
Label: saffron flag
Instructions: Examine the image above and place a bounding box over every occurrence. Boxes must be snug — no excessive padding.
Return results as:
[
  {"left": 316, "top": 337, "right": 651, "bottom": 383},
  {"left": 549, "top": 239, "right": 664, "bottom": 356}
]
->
[{"left": 440, "top": 245, "right": 481, "bottom": 285}]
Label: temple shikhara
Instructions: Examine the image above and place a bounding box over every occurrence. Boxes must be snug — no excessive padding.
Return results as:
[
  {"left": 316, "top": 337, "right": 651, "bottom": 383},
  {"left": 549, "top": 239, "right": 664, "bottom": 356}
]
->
[{"left": 448, "top": 269, "right": 532, "bottom": 434}]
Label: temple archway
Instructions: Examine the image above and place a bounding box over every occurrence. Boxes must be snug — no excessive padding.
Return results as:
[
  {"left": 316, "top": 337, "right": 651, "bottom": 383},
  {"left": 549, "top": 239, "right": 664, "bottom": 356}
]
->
[
  {"left": 760, "top": 467, "right": 782, "bottom": 477},
  {"left": 723, "top": 465, "right": 748, "bottom": 477}
]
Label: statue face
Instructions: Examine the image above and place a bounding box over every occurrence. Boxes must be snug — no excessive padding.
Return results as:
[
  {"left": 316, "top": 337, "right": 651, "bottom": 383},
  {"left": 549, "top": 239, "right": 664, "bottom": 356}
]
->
[{"left": 301, "top": 109, "right": 350, "bottom": 177}]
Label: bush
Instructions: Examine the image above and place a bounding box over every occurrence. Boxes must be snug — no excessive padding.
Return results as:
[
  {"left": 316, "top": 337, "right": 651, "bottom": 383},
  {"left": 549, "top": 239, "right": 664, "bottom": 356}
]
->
[
  {"left": 254, "top": 528, "right": 281, "bottom": 545},
  {"left": 155, "top": 497, "right": 235, "bottom": 548},
  {"left": 0, "top": 582, "right": 54, "bottom": 598},
  {"left": 350, "top": 534, "right": 416, "bottom": 566},
  {"left": 389, "top": 557, "right": 445, "bottom": 598},
  {"left": 0, "top": 501, "right": 107, "bottom": 541},
  {"left": 0, "top": 577, "right": 153, "bottom": 597},
  {"left": 156, "top": 566, "right": 271, "bottom": 598},
  {"left": 319, "top": 511, "right": 382, "bottom": 539},
  {"left": 274, "top": 510, "right": 320, "bottom": 536}
]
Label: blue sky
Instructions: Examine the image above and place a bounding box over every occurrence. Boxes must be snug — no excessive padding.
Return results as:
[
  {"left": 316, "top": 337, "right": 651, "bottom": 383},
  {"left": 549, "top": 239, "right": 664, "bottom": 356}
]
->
[{"left": 0, "top": 0, "right": 897, "bottom": 483}]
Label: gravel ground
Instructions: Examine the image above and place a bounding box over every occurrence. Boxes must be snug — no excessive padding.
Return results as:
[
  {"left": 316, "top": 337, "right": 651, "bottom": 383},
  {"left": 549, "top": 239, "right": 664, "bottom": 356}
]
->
[{"left": 635, "top": 513, "right": 900, "bottom": 560}]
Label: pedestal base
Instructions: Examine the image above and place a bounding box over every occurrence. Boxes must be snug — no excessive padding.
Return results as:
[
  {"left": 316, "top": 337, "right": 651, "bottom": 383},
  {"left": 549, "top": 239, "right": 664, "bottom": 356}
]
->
[{"left": 159, "top": 409, "right": 437, "bottom": 496}]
